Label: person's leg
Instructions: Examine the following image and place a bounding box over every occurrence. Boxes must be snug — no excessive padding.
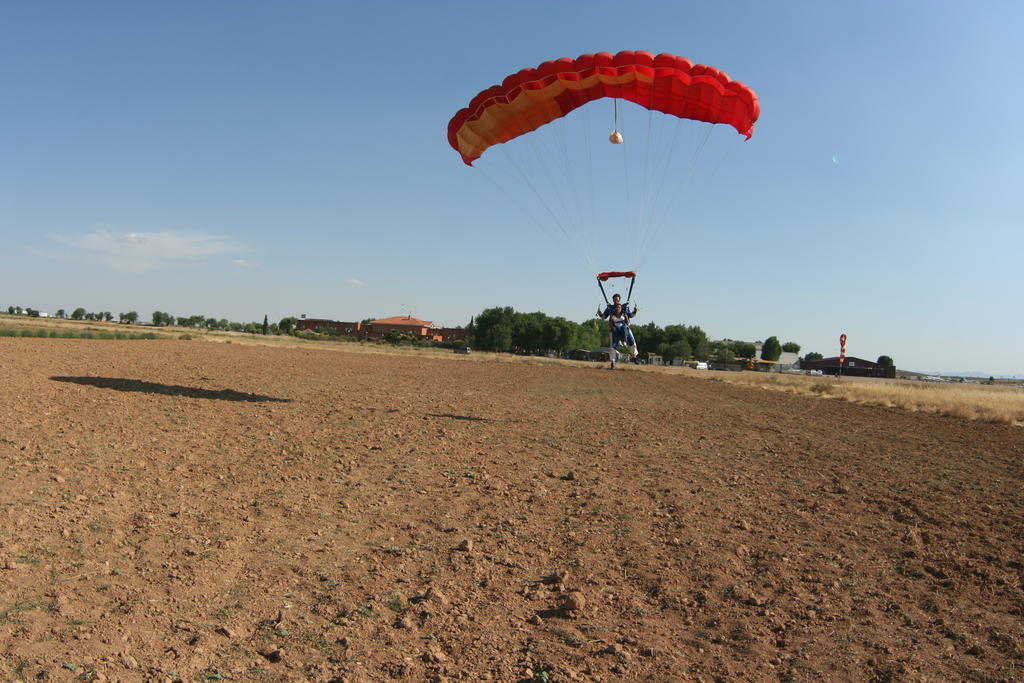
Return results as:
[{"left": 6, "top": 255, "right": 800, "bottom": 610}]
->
[{"left": 625, "top": 327, "right": 639, "bottom": 359}]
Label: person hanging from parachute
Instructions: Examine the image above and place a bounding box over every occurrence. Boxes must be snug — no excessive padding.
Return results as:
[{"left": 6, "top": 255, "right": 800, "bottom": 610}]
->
[
  {"left": 604, "top": 301, "right": 638, "bottom": 369},
  {"left": 597, "top": 292, "right": 633, "bottom": 320},
  {"left": 447, "top": 51, "right": 759, "bottom": 354},
  {"left": 595, "top": 273, "right": 639, "bottom": 367}
]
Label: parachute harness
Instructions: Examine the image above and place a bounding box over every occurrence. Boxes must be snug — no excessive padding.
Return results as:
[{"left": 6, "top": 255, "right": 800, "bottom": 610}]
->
[{"left": 596, "top": 271, "right": 636, "bottom": 307}]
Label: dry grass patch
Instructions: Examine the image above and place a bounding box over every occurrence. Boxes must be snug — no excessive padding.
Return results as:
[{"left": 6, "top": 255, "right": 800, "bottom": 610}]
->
[{"left": 691, "top": 370, "right": 1024, "bottom": 425}]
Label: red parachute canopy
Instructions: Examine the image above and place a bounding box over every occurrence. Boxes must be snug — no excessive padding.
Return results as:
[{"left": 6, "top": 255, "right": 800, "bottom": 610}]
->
[
  {"left": 596, "top": 271, "right": 636, "bottom": 281},
  {"left": 448, "top": 50, "right": 760, "bottom": 165}
]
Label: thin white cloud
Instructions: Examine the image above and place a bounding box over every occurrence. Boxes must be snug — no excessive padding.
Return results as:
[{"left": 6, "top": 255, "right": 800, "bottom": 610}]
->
[
  {"left": 44, "top": 229, "right": 246, "bottom": 273},
  {"left": 232, "top": 259, "right": 259, "bottom": 268},
  {"left": 346, "top": 278, "right": 364, "bottom": 286}
]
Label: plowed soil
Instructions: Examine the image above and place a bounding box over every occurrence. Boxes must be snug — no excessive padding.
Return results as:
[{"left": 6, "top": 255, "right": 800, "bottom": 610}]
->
[{"left": 1, "top": 339, "right": 1021, "bottom": 682}]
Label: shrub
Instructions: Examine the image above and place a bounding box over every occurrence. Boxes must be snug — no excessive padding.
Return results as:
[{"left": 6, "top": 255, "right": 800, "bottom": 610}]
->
[{"left": 0, "top": 326, "right": 159, "bottom": 340}]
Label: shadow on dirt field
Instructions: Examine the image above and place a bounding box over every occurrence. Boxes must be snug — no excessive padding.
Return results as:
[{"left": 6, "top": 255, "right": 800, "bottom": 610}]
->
[{"left": 50, "top": 376, "right": 291, "bottom": 402}]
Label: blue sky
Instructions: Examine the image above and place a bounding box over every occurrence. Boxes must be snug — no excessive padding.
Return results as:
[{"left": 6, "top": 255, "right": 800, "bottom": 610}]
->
[{"left": 2, "top": 1, "right": 1021, "bottom": 375}]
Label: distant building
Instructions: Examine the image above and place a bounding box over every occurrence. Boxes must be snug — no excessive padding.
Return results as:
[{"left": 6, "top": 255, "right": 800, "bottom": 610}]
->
[
  {"left": 298, "top": 318, "right": 363, "bottom": 337},
  {"left": 775, "top": 351, "right": 799, "bottom": 367},
  {"left": 751, "top": 342, "right": 799, "bottom": 369},
  {"left": 296, "top": 315, "right": 468, "bottom": 342},
  {"left": 800, "top": 356, "right": 895, "bottom": 378}
]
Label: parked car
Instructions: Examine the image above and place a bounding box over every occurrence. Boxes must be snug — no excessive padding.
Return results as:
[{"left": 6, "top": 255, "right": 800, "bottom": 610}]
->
[
  {"left": 453, "top": 347, "right": 471, "bottom": 355},
  {"left": 694, "top": 362, "right": 709, "bottom": 370}
]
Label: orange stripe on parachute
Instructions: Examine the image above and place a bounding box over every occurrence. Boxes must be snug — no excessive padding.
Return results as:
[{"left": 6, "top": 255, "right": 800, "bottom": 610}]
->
[{"left": 448, "top": 50, "right": 760, "bottom": 165}]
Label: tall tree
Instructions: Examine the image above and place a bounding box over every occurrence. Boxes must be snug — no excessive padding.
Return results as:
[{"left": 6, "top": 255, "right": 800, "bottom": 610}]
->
[
  {"left": 663, "top": 324, "right": 689, "bottom": 345},
  {"left": 714, "top": 344, "right": 736, "bottom": 363},
  {"left": 577, "top": 318, "right": 604, "bottom": 350},
  {"left": 472, "top": 307, "right": 515, "bottom": 351},
  {"left": 782, "top": 341, "right": 801, "bottom": 353},
  {"left": 512, "top": 311, "right": 546, "bottom": 352},
  {"left": 877, "top": 355, "right": 894, "bottom": 367},
  {"left": 658, "top": 340, "right": 692, "bottom": 363},
  {"left": 684, "top": 325, "right": 710, "bottom": 360},
  {"left": 761, "top": 336, "right": 782, "bottom": 361},
  {"left": 734, "top": 341, "right": 756, "bottom": 359},
  {"left": 633, "top": 321, "right": 665, "bottom": 354},
  {"left": 278, "top": 317, "right": 298, "bottom": 334}
]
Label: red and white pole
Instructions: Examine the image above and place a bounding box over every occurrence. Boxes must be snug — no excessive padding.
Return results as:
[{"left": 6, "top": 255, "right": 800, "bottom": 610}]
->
[{"left": 839, "top": 333, "right": 847, "bottom": 377}]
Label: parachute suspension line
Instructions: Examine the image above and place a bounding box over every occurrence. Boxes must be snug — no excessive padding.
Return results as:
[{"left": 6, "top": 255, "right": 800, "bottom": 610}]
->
[
  {"left": 609, "top": 97, "right": 623, "bottom": 144},
  {"left": 635, "top": 114, "right": 689, "bottom": 265},
  {"left": 637, "top": 123, "right": 710, "bottom": 267},
  {"left": 638, "top": 122, "right": 714, "bottom": 268},
  {"left": 633, "top": 108, "right": 657, "bottom": 267},
  {"left": 475, "top": 161, "right": 567, "bottom": 249},
  {"left": 596, "top": 277, "right": 610, "bottom": 306},
  {"left": 551, "top": 114, "right": 592, "bottom": 269},
  {"left": 581, "top": 101, "right": 598, "bottom": 269},
  {"left": 522, "top": 132, "right": 586, "bottom": 246},
  {"left": 616, "top": 99, "right": 634, "bottom": 264},
  {"left": 701, "top": 137, "right": 739, "bottom": 188},
  {"left": 537, "top": 129, "right": 594, "bottom": 271},
  {"left": 685, "top": 124, "right": 715, "bottom": 183},
  {"left": 491, "top": 144, "right": 574, "bottom": 246}
]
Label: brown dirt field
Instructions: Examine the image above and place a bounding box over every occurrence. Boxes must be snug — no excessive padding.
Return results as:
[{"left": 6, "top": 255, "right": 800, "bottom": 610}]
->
[{"left": 1, "top": 339, "right": 1022, "bottom": 682}]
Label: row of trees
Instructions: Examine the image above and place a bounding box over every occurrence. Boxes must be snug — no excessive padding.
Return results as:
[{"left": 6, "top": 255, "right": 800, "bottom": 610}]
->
[
  {"left": 5, "top": 305, "right": 282, "bottom": 336},
  {"left": 6, "top": 302, "right": 892, "bottom": 366},
  {"left": 151, "top": 311, "right": 277, "bottom": 335},
  {"left": 6, "top": 305, "right": 123, "bottom": 321},
  {"left": 465, "top": 307, "right": 804, "bottom": 362}
]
